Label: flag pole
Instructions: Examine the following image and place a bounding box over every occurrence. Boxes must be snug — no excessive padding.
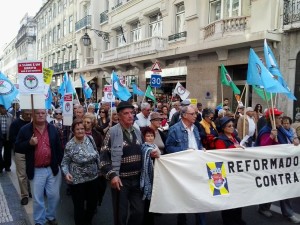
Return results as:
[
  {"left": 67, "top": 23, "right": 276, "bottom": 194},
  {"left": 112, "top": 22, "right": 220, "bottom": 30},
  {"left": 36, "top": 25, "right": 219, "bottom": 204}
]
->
[
  {"left": 221, "top": 84, "right": 224, "bottom": 107},
  {"left": 242, "top": 84, "right": 249, "bottom": 139},
  {"left": 234, "top": 85, "right": 246, "bottom": 118},
  {"left": 142, "top": 86, "right": 146, "bottom": 103}
]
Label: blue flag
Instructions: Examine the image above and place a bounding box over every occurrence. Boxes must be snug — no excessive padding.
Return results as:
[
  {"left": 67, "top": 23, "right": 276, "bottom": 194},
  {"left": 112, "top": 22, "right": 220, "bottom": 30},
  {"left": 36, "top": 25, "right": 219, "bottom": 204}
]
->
[
  {"left": 0, "top": 72, "right": 19, "bottom": 109},
  {"left": 45, "top": 87, "right": 53, "bottom": 109},
  {"left": 247, "top": 48, "right": 288, "bottom": 94},
  {"left": 264, "top": 39, "right": 282, "bottom": 78},
  {"left": 64, "top": 73, "right": 73, "bottom": 94},
  {"left": 80, "top": 75, "right": 93, "bottom": 99},
  {"left": 58, "top": 81, "right": 65, "bottom": 96},
  {"left": 112, "top": 72, "right": 131, "bottom": 101},
  {"left": 264, "top": 39, "right": 296, "bottom": 100},
  {"left": 132, "top": 84, "right": 144, "bottom": 96}
]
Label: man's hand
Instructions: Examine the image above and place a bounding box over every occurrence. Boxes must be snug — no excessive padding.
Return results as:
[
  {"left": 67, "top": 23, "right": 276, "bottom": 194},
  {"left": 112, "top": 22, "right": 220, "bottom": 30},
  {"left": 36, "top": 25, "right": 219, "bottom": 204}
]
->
[
  {"left": 65, "top": 173, "right": 73, "bottom": 184},
  {"left": 270, "top": 129, "right": 278, "bottom": 140},
  {"left": 293, "top": 137, "right": 299, "bottom": 146},
  {"left": 29, "top": 134, "right": 38, "bottom": 146},
  {"left": 111, "top": 176, "right": 123, "bottom": 191}
]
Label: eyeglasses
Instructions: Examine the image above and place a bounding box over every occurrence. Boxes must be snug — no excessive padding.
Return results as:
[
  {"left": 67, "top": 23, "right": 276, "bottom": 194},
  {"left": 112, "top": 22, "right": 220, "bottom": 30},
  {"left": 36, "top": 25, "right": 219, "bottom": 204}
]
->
[
  {"left": 84, "top": 121, "right": 92, "bottom": 124},
  {"left": 100, "top": 111, "right": 105, "bottom": 113},
  {"left": 224, "top": 108, "right": 229, "bottom": 110},
  {"left": 55, "top": 113, "right": 62, "bottom": 115},
  {"left": 186, "top": 112, "right": 196, "bottom": 116}
]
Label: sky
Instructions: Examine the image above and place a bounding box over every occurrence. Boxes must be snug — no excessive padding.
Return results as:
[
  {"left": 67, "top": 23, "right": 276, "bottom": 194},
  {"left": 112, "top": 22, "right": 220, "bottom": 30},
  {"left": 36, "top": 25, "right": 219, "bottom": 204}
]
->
[{"left": 0, "top": 0, "right": 44, "bottom": 51}]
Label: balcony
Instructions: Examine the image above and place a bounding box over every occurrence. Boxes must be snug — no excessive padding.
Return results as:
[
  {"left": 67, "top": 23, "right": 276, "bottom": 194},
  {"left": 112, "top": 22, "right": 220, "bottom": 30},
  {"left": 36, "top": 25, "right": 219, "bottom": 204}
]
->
[
  {"left": 64, "top": 61, "right": 70, "bottom": 70},
  {"left": 75, "top": 15, "right": 91, "bottom": 32},
  {"left": 168, "top": 31, "right": 187, "bottom": 42},
  {"left": 101, "top": 36, "right": 167, "bottom": 62},
  {"left": 283, "top": 0, "right": 300, "bottom": 31},
  {"left": 100, "top": 10, "right": 108, "bottom": 24},
  {"left": 85, "top": 57, "right": 94, "bottom": 65},
  {"left": 71, "top": 59, "right": 78, "bottom": 69},
  {"left": 53, "top": 63, "right": 59, "bottom": 72},
  {"left": 204, "top": 16, "right": 248, "bottom": 39},
  {"left": 112, "top": 2, "right": 122, "bottom": 10},
  {"left": 58, "top": 64, "right": 63, "bottom": 71}
]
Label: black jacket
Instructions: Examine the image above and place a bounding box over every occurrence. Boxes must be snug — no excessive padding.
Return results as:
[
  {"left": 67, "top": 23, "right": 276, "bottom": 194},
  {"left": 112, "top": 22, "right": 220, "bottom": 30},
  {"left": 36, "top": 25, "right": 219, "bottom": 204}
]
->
[{"left": 15, "top": 122, "right": 63, "bottom": 180}]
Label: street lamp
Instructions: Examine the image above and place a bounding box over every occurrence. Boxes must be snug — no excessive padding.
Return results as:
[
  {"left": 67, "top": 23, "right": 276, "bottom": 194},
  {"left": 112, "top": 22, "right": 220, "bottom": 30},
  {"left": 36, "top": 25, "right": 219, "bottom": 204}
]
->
[{"left": 81, "top": 26, "right": 110, "bottom": 46}]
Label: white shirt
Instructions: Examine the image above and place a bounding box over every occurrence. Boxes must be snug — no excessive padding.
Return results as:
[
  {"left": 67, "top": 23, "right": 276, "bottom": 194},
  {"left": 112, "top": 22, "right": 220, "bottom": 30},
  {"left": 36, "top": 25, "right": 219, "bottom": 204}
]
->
[
  {"left": 182, "top": 121, "right": 198, "bottom": 150},
  {"left": 247, "top": 116, "right": 256, "bottom": 137},
  {"left": 134, "top": 112, "right": 151, "bottom": 128},
  {"left": 169, "top": 108, "right": 177, "bottom": 121}
]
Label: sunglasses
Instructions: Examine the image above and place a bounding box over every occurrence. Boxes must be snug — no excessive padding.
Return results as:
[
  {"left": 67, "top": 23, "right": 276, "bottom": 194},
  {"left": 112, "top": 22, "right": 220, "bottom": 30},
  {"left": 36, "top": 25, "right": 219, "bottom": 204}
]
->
[{"left": 55, "top": 113, "right": 62, "bottom": 115}]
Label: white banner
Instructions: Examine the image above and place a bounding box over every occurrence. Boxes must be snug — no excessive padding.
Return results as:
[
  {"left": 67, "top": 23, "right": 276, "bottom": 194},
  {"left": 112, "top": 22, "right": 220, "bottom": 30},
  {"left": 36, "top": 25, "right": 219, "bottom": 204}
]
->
[
  {"left": 63, "top": 93, "right": 73, "bottom": 126},
  {"left": 150, "top": 145, "right": 300, "bottom": 213}
]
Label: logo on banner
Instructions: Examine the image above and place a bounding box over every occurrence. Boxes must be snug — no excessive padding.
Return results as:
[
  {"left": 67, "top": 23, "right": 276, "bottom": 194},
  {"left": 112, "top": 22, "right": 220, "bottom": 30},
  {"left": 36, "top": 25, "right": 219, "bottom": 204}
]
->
[
  {"left": 176, "top": 85, "right": 186, "bottom": 95},
  {"left": 107, "top": 92, "right": 113, "bottom": 100},
  {"left": 65, "top": 102, "right": 71, "bottom": 112},
  {"left": 0, "top": 80, "right": 14, "bottom": 95},
  {"left": 206, "top": 162, "right": 229, "bottom": 196},
  {"left": 24, "top": 75, "right": 38, "bottom": 89}
]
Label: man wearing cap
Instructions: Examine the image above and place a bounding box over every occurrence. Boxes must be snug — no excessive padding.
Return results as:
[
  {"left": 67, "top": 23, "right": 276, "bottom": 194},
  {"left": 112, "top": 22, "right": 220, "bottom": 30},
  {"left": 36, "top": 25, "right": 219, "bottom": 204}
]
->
[
  {"left": 15, "top": 109, "right": 63, "bottom": 225},
  {"left": 100, "top": 101, "right": 144, "bottom": 225},
  {"left": 166, "top": 105, "right": 206, "bottom": 225},
  {"left": 169, "top": 99, "right": 191, "bottom": 127},
  {"left": 237, "top": 107, "right": 256, "bottom": 147},
  {"left": 134, "top": 102, "right": 151, "bottom": 128},
  {"left": 256, "top": 108, "right": 300, "bottom": 223},
  {"left": 0, "top": 104, "right": 13, "bottom": 172}
]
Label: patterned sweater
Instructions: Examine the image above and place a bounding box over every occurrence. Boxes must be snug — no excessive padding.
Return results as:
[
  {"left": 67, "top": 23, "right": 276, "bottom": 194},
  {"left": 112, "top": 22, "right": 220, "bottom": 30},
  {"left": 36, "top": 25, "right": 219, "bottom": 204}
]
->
[{"left": 61, "top": 136, "right": 100, "bottom": 184}]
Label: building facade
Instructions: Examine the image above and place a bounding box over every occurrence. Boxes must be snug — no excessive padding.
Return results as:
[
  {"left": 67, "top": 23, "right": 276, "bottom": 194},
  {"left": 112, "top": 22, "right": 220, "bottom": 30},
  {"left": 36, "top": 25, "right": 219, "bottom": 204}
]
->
[{"left": 0, "top": 38, "right": 18, "bottom": 83}]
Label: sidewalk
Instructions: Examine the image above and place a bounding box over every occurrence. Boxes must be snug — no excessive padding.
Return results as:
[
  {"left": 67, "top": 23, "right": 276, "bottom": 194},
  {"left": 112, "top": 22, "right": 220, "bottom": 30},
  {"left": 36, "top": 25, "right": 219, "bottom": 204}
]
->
[{"left": 0, "top": 160, "right": 33, "bottom": 225}]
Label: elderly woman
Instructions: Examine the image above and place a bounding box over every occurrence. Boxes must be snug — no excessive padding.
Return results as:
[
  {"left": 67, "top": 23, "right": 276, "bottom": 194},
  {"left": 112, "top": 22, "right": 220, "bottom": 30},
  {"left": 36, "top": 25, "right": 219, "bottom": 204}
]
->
[
  {"left": 199, "top": 108, "right": 218, "bottom": 150},
  {"left": 61, "top": 119, "right": 100, "bottom": 225},
  {"left": 83, "top": 113, "right": 106, "bottom": 206},
  {"left": 148, "top": 112, "right": 166, "bottom": 154},
  {"left": 109, "top": 108, "right": 119, "bottom": 127},
  {"left": 214, "top": 116, "right": 245, "bottom": 225}
]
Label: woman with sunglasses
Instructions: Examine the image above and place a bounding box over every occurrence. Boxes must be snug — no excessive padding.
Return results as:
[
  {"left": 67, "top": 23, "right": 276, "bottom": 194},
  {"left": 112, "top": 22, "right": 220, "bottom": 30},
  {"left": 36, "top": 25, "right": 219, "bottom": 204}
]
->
[
  {"left": 199, "top": 108, "right": 218, "bottom": 150},
  {"left": 96, "top": 107, "right": 110, "bottom": 137},
  {"left": 214, "top": 116, "right": 245, "bottom": 225}
]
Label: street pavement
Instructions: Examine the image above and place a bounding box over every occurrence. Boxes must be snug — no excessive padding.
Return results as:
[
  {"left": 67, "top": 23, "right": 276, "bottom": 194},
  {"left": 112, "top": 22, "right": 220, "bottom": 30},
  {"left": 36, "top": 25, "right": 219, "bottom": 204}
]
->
[{"left": 2, "top": 158, "right": 300, "bottom": 225}]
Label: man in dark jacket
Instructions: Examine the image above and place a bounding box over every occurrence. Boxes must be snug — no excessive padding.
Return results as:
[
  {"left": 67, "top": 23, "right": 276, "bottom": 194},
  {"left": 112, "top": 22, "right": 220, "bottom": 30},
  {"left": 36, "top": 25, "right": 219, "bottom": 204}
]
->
[{"left": 15, "top": 109, "right": 63, "bottom": 225}]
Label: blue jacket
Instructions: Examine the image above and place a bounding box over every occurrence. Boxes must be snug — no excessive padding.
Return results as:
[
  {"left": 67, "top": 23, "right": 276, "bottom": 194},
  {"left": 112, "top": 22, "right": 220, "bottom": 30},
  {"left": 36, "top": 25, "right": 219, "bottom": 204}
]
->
[
  {"left": 166, "top": 121, "right": 203, "bottom": 153},
  {"left": 15, "top": 122, "right": 63, "bottom": 180}
]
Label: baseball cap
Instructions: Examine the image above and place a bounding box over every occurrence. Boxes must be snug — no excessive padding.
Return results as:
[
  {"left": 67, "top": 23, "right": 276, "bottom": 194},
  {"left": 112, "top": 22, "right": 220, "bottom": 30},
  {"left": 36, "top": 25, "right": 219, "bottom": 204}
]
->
[
  {"left": 245, "top": 107, "right": 254, "bottom": 112},
  {"left": 265, "top": 108, "right": 283, "bottom": 118}
]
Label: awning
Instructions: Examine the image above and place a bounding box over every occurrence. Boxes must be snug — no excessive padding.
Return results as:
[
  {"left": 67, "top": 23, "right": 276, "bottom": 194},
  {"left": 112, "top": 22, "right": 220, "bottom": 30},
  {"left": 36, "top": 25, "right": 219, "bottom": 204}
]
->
[{"left": 73, "top": 75, "right": 96, "bottom": 88}]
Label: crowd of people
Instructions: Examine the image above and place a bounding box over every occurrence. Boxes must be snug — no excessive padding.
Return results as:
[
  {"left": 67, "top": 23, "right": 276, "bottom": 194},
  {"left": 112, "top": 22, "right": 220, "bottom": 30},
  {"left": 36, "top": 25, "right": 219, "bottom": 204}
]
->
[{"left": 1, "top": 97, "right": 300, "bottom": 225}]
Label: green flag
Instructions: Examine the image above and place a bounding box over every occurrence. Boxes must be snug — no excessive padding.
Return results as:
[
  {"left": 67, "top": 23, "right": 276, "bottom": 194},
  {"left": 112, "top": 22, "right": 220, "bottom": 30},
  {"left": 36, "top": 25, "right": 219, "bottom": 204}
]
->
[
  {"left": 220, "top": 64, "right": 241, "bottom": 95},
  {"left": 253, "top": 85, "right": 271, "bottom": 101},
  {"left": 145, "top": 85, "right": 156, "bottom": 103}
]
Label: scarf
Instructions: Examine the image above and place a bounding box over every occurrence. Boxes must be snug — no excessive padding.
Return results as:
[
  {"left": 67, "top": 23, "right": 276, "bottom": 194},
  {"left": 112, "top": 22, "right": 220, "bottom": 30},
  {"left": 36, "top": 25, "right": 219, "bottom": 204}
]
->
[{"left": 200, "top": 119, "right": 217, "bottom": 135}]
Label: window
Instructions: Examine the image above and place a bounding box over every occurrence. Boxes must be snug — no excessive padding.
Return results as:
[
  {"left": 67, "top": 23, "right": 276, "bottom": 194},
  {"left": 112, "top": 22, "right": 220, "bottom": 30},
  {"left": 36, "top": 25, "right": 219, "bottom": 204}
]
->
[
  {"left": 45, "top": 13, "right": 48, "bottom": 26},
  {"left": 116, "top": 29, "right": 126, "bottom": 47},
  {"left": 58, "top": 0, "right": 62, "bottom": 13},
  {"left": 45, "top": 35, "right": 48, "bottom": 46},
  {"left": 63, "top": 19, "right": 67, "bottom": 36},
  {"left": 209, "top": 0, "right": 241, "bottom": 23},
  {"left": 53, "top": 27, "right": 56, "bottom": 43},
  {"left": 176, "top": 3, "right": 185, "bottom": 33},
  {"left": 57, "top": 24, "right": 61, "bottom": 40},
  {"left": 49, "top": 31, "right": 52, "bottom": 44},
  {"left": 49, "top": 9, "right": 52, "bottom": 22},
  {"left": 149, "top": 13, "right": 163, "bottom": 37},
  {"left": 53, "top": 3, "right": 56, "bottom": 18},
  {"left": 69, "top": 15, "right": 73, "bottom": 33},
  {"left": 131, "top": 22, "right": 141, "bottom": 42},
  {"left": 64, "top": 0, "right": 67, "bottom": 8}
]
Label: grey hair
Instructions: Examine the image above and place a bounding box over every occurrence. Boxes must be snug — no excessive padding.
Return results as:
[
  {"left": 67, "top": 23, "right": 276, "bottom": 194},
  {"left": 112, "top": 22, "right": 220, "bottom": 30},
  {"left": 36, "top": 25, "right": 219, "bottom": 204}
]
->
[
  {"left": 141, "top": 102, "right": 150, "bottom": 110},
  {"left": 180, "top": 106, "right": 191, "bottom": 117},
  {"left": 218, "top": 109, "right": 226, "bottom": 116}
]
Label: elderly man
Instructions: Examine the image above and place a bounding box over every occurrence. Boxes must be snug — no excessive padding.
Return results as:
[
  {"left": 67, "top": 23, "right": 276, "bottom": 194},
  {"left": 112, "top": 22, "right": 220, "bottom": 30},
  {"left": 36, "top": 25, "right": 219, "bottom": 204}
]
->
[
  {"left": 169, "top": 99, "right": 191, "bottom": 127},
  {"left": 166, "top": 105, "right": 206, "bottom": 225},
  {"left": 75, "top": 105, "right": 85, "bottom": 120},
  {"left": 237, "top": 107, "right": 256, "bottom": 147},
  {"left": 169, "top": 101, "right": 180, "bottom": 121},
  {"left": 100, "top": 101, "right": 144, "bottom": 225},
  {"left": 9, "top": 109, "right": 32, "bottom": 205},
  {"left": 134, "top": 102, "right": 151, "bottom": 128},
  {"left": 0, "top": 104, "right": 13, "bottom": 172},
  {"left": 15, "top": 109, "right": 63, "bottom": 225}
]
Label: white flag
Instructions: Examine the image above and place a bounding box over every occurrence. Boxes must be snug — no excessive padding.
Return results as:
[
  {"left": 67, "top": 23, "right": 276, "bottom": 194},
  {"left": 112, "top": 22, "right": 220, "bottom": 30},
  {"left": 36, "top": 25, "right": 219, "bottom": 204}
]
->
[{"left": 173, "top": 82, "right": 190, "bottom": 100}]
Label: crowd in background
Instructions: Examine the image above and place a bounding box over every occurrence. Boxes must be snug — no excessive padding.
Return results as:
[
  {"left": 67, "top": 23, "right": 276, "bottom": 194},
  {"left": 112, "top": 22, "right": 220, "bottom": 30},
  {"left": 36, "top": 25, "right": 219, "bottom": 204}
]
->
[{"left": 1, "top": 96, "right": 300, "bottom": 225}]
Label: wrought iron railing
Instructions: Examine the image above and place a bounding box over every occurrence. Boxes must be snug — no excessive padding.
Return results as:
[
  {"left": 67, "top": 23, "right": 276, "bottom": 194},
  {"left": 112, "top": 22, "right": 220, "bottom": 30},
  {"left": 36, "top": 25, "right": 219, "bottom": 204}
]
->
[
  {"left": 71, "top": 60, "right": 78, "bottom": 69},
  {"left": 112, "top": 2, "right": 123, "bottom": 10},
  {"left": 100, "top": 10, "right": 108, "bottom": 23},
  {"left": 75, "top": 15, "right": 91, "bottom": 31},
  {"left": 64, "top": 61, "right": 70, "bottom": 70},
  {"left": 283, "top": 0, "right": 300, "bottom": 25},
  {"left": 168, "top": 31, "right": 187, "bottom": 41}
]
